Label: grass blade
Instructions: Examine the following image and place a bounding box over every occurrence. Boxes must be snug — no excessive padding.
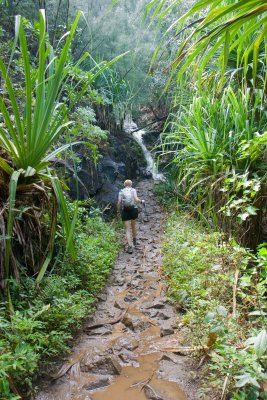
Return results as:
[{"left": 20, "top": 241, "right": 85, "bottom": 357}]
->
[
  {"left": 51, "top": 176, "right": 75, "bottom": 256},
  {"left": 36, "top": 252, "right": 52, "bottom": 285},
  {"left": 5, "top": 171, "right": 21, "bottom": 281}
]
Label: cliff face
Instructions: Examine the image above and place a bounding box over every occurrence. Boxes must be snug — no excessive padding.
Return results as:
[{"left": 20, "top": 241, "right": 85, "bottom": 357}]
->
[{"left": 67, "top": 126, "right": 147, "bottom": 210}]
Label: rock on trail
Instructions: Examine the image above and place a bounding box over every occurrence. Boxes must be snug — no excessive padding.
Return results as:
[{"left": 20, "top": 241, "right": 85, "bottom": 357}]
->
[{"left": 35, "top": 180, "right": 198, "bottom": 400}]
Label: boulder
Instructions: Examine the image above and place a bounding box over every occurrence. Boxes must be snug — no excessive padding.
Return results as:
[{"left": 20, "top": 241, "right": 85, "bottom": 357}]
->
[
  {"left": 118, "top": 349, "right": 138, "bottom": 365},
  {"left": 160, "top": 327, "right": 175, "bottom": 337},
  {"left": 81, "top": 354, "right": 122, "bottom": 375},
  {"left": 95, "top": 182, "right": 119, "bottom": 209},
  {"left": 114, "top": 337, "right": 139, "bottom": 351},
  {"left": 83, "top": 377, "right": 110, "bottom": 391},
  {"left": 144, "top": 385, "right": 164, "bottom": 400},
  {"left": 122, "top": 314, "right": 151, "bottom": 332},
  {"left": 99, "top": 156, "right": 125, "bottom": 183}
]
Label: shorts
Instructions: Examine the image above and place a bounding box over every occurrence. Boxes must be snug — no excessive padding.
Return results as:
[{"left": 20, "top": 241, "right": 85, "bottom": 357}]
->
[{"left": 121, "top": 207, "right": 138, "bottom": 221}]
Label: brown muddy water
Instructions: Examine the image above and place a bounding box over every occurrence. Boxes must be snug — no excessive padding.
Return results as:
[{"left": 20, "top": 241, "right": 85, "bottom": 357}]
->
[{"left": 35, "top": 180, "right": 198, "bottom": 400}]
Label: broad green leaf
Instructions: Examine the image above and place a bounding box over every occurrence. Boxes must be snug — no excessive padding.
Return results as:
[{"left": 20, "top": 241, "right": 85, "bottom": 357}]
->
[
  {"left": 248, "top": 310, "right": 267, "bottom": 316},
  {"left": 237, "top": 212, "right": 249, "bottom": 223},
  {"left": 245, "top": 205, "right": 259, "bottom": 215},
  {"left": 254, "top": 329, "right": 267, "bottom": 357},
  {"left": 235, "top": 374, "right": 261, "bottom": 388},
  {"left": 43, "top": 142, "right": 80, "bottom": 162}
]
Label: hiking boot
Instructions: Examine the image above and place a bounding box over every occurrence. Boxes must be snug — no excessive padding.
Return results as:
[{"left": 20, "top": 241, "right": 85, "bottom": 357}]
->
[
  {"left": 133, "top": 238, "right": 137, "bottom": 247},
  {"left": 127, "top": 245, "right": 133, "bottom": 254}
]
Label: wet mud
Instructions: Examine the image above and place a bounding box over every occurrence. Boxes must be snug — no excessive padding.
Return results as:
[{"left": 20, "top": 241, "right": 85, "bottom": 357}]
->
[{"left": 36, "top": 180, "right": 198, "bottom": 400}]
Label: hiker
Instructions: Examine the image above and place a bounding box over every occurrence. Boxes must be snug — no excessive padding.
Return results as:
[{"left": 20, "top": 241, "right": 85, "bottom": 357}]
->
[{"left": 117, "top": 179, "right": 144, "bottom": 254}]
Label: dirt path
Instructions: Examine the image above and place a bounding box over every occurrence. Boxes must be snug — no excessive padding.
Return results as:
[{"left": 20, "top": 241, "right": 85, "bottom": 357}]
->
[{"left": 36, "top": 180, "right": 198, "bottom": 400}]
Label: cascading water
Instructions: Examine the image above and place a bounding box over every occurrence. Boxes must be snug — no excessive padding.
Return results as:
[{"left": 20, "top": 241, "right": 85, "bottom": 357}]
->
[{"left": 124, "top": 116, "right": 165, "bottom": 181}]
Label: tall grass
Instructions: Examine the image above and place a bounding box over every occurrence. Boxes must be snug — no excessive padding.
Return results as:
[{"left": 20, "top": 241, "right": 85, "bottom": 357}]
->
[
  {"left": 161, "top": 85, "right": 267, "bottom": 228},
  {"left": 147, "top": 0, "right": 267, "bottom": 243}
]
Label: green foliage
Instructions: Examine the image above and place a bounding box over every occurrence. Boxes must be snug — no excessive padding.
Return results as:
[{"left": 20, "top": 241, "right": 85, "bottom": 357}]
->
[
  {"left": 70, "top": 0, "right": 165, "bottom": 114},
  {"left": 0, "top": 309, "right": 47, "bottom": 398},
  {"left": 146, "top": 0, "right": 267, "bottom": 247},
  {"left": 153, "top": 180, "right": 180, "bottom": 210},
  {"left": 0, "top": 212, "right": 119, "bottom": 398},
  {"left": 62, "top": 215, "right": 119, "bottom": 293},
  {"left": 70, "top": 106, "right": 108, "bottom": 144},
  {"left": 220, "top": 171, "right": 261, "bottom": 224},
  {"left": 163, "top": 212, "right": 267, "bottom": 399},
  {"left": 0, "top": 10, "right": 123, "bottom": 292},
  {"left": 0, "top": 11, "right": 82, "bottom": 171},
  {"left": 159, "top": 85, "right": 267, "bottom": 234},
  {"left": 147, "top": 0, "right": 267, "bottom": 86},
  {"left": 162, "top": 84, "right": 266, "bottom": 181}
]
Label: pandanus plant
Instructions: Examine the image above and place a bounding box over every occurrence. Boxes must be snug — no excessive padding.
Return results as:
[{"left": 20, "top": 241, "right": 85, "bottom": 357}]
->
[
  {"left": 147, "top": 0, "right": 267, "bottom": 85},
  {"left": 0, "top": 10, "right": 123, "bottom": 294}
]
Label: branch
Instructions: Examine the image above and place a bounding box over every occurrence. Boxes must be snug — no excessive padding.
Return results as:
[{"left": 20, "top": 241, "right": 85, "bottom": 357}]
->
[
  {"left": 129, "top": 115, "right": 168, "bottom": 133},
  {"left": 232, "top": 268, "right": 239, "bottom": 317}
]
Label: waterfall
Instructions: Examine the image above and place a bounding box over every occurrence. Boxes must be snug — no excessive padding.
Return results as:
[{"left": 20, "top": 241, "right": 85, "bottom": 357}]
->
[{"left": 124, "top": 116, "right": 165, "bottom": 182}]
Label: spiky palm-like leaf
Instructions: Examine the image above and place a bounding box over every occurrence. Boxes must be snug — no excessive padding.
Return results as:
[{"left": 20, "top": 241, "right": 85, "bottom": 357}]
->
[
  {"left": 147, "top": 0, "right": 267, "bottom": 85},
  {"left": 0, "top": 10, "right": 124, "bottom": 291}
]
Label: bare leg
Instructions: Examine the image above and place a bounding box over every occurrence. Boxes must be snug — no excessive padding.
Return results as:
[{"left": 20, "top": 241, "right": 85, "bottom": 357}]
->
[
  {"left": 124, "top": 220, "right": 133, "bottom": 247},
  {"left": 131, "top": 219, "right": 137, "bottom": 242}
]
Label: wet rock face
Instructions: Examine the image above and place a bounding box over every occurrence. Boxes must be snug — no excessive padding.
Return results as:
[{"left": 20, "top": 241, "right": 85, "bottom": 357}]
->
[
  {"left": 35, "top": 180, "right": 198, "bottom": 400},
  {"left": 68, "top": 127, "right": 147, "bottom": 208},
  {"left": 68, "top": 152, "right": 122, "bottom": 204},
  {"left": 94, "top": 182, "right": 119, "bottom": 210},
  {"left": 99, "top": 156, "right": 126, "bottom": 182},
  {"left": 67, "top": 148, "right": 103, "bottom": 199}
]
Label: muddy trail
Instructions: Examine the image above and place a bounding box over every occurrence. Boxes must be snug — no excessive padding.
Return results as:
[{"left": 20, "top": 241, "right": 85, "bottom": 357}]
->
[{"left": 36, "top": 180, "right": 198, "bottom": 400}]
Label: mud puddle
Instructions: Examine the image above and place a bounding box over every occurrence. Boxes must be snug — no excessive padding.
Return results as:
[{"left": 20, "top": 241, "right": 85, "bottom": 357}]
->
[
  {"left": 35, "top": 180, "right": 197, "bottom": 400},
  {"left": 92, "top": 353, "right": 186, "bottom": 400}
]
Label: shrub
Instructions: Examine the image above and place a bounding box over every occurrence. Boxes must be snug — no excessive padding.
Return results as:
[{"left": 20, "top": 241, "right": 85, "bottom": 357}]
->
[
  {"left": 62, "top": 216, "right": 119, "bottom": 292},
  {"left": 163, "top": 212, "right": 267, "bottom": 399},
  {"left": 0, "top": 215, "right": 119, "bottom": 398}
]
